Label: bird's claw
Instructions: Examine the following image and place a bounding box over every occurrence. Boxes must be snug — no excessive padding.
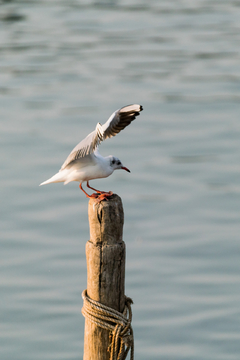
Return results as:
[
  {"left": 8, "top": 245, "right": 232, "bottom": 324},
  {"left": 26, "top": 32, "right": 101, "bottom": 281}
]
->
[
  {"left": 89, "top": 193, "right": 98, "bottom": 198},
  {"left": 95, "top": 191, "right": 113, "bottom": 202}
]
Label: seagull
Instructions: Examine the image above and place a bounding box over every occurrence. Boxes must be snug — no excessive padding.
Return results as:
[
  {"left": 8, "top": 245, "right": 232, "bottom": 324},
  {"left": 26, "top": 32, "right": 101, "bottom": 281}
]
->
[{"left": 40, "top": 104, "right": 143, "bottom": 200}]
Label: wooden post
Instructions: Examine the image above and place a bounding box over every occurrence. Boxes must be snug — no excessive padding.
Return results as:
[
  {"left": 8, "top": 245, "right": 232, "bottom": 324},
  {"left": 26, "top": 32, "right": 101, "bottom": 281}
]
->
[{"left": 83, "top": 194, "right": 125, "bottom": 360}]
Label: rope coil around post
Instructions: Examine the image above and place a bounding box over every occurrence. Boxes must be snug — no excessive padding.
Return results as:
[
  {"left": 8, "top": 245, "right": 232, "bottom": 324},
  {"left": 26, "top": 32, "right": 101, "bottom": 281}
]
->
[{"left": 82, "top": 289, "right": 134, "bottom": 360}]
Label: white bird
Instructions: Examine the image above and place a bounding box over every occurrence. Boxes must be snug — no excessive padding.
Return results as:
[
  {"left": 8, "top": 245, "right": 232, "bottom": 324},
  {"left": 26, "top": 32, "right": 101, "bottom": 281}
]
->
[{"left": 40, "top": 104, "right": 143, "bottom": 200}]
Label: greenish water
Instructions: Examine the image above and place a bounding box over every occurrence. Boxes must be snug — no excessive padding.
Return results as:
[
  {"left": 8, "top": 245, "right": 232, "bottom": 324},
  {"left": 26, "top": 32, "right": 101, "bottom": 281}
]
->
[{"left": 1, "top": 1, "right": 240, "bottom": 359}]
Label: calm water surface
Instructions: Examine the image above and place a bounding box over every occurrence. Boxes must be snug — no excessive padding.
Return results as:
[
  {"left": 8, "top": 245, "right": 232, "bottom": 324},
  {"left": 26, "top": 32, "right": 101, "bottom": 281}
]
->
[{"left": 1, "top": 1, "right": 240, "bottom": 359}]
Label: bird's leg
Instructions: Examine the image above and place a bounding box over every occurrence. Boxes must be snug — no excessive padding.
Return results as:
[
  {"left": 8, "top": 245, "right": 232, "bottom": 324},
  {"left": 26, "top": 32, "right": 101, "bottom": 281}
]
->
[
  {"left": 87, "top": 181, "right": 113, "bottom": 196},
  {"left": 79, "top": 183, "right": 98, "bottom": 198},
  {"left": 86, "top": 181, "right": 102, "bottom": 194},
  {"left": 86, "top": 181, "right": 113, "bottom": 202}
]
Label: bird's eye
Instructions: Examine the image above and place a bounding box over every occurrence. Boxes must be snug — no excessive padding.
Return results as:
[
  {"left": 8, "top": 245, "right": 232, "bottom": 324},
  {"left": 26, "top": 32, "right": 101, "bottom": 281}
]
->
[{"left": 117, "top": 161, "right": 121, "bottom": 165}]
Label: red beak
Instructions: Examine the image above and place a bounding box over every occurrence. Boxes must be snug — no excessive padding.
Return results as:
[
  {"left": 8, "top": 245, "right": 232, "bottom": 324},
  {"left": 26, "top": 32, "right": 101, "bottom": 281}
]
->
[{"left": 121, "top": 166, "right": 130, "bottom": 173}]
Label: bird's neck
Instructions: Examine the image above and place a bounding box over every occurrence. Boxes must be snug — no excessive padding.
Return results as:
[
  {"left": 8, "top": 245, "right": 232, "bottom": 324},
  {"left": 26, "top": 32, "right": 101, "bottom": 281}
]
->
[{"left": 95, "top": 154, "right": 113, "bottom": 176}]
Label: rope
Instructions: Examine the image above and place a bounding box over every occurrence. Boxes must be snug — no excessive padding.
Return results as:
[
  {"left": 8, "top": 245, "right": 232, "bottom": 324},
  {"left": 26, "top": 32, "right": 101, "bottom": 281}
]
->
[{"left": 82, "top": 289, "right": 134, "bottom": 360}]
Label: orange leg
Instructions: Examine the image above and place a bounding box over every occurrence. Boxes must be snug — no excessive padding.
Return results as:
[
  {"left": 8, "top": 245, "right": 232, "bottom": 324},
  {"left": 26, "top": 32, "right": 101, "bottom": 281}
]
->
[
  {"left": 87, "top": 182, "right": 113, "bottom": 197},
  {"left": 79, "top": 183, "right": 98, "bottom": 198},
  {"left": 80, "top": 182, "right": 113, "bottom": 202},
  {"left": 86, "top": 181, "right": 102, "bottom": 194}
]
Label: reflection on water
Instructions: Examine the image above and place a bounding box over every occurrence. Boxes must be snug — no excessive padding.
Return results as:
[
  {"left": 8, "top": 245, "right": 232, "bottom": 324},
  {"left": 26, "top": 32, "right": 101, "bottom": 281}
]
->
[{"left": 1, "top": 1, "right": 240, "bottom": 359}]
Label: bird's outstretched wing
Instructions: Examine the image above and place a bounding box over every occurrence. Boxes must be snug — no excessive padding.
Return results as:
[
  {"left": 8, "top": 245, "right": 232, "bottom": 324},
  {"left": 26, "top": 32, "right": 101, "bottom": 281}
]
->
[{"left": 60, "top": 104, "right": 143, "bottom": 170}]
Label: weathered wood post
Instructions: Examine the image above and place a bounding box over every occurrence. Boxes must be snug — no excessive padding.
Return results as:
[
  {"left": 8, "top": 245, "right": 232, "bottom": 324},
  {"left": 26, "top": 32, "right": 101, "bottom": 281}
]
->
[{"left": 83, "top": 194, "right": 126, "bottom": 360}]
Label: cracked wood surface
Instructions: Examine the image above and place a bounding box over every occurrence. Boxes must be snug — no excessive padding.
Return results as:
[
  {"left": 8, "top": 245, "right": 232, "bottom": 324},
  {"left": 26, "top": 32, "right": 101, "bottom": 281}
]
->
[{"left": 83, "top": 194, "right": 125, "bottom": 360}]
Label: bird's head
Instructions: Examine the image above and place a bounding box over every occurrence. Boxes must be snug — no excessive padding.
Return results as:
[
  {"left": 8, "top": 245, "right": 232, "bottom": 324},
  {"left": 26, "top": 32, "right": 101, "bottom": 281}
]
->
[{"left": 109, "top": 156, "right": 130, "bottom": 173}]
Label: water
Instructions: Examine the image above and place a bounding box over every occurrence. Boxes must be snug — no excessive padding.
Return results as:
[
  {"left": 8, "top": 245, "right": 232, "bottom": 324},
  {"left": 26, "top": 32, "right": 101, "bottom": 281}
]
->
[{"left": 1, "top": 1, "right": 240, "bottom": 359}]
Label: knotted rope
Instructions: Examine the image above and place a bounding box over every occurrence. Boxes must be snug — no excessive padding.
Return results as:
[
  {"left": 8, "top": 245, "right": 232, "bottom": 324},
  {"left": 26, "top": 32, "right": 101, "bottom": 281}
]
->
[{"left": 82, "top": 289, "right": 134, "bottom": 360}]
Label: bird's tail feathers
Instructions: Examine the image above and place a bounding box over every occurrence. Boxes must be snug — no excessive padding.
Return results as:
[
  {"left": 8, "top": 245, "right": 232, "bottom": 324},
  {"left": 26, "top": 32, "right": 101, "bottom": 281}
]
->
[{"left": 39, "top": 171, "right": 67, "bottom": 186}]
